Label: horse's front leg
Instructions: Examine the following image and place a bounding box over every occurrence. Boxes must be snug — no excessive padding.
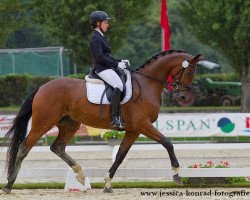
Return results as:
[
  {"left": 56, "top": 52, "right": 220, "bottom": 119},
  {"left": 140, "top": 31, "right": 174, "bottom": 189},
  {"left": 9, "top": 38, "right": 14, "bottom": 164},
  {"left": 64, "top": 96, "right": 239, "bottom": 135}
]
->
[
  {"left": 141, "top": 122, "right": 183, "bottom": 185},
  {"left": 104, "top": 131, "right": 139, "bottom": 193}
]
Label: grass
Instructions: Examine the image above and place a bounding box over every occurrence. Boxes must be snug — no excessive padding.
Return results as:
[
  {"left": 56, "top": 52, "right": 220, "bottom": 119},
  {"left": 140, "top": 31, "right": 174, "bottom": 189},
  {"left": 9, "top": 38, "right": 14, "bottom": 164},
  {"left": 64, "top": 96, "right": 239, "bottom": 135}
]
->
[
  {"left": 3, "top": 135, "right": 250, "bottom": 146},
  {"left": 0, "top": 181, "right": 250, "bottom": 190},
  {"left": 0, "top": 106, "right": 20, "bottom": 112}
]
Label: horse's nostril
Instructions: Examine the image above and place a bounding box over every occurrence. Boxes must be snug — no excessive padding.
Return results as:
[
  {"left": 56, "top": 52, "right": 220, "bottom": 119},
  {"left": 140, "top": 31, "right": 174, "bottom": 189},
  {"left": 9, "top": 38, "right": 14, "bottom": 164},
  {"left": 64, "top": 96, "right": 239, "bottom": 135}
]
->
[
  {"left": 180, "top": 96, "right": 185, "bottom": 100},
  {"left": 175, "top": 96, "right": 185, "bottom": 101}
]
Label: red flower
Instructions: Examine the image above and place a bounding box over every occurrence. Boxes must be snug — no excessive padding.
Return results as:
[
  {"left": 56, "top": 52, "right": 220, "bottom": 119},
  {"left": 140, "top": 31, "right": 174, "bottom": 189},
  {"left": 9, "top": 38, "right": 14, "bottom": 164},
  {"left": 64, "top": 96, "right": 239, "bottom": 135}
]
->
[
  {"left": 223, "top": 161, "right": 230, "bottom": 166},
  {"left": 189, "top": 160, "right": 230, "bottom": 168},
  {"left": 207, "top": 160, "right": 214, "bottom": 165},
  {"left": 193, "top": 164, "right": 198, "bottom": 168}
]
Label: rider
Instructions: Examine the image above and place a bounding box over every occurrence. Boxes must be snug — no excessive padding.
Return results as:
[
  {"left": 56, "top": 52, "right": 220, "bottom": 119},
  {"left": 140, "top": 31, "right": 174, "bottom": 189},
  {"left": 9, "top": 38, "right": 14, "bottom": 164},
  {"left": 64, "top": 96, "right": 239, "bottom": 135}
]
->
[{"left": 89, "top": 10, "right": 130, "bottom": 129}]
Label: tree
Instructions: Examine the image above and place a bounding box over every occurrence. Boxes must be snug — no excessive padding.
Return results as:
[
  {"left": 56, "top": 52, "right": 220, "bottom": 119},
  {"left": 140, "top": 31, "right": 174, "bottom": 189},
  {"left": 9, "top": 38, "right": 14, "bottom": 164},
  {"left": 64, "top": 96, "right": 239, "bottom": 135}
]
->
[
  {"left": 115, "top": 0, "right": 233, "bottom": 72},
  {"left": 5, "top": 25, "right": 59, "bottom": 48},
  {"left": 27, "top": 0, "right": 151, "bottom": 71},
  {"left": 0, "top": 0, "right": 26, "bottom": 47},
  {"left": 115, "top": 23, "right": 161, "bottom": 68},
  {"left": 177, "top": 0, "right": 250, "bottom": 111},
  {"left": 115, "top": 0, "right": 161, "bottom": 68},
  {"left": 169, "top": 1, "right": 232, "bottom": 73}
]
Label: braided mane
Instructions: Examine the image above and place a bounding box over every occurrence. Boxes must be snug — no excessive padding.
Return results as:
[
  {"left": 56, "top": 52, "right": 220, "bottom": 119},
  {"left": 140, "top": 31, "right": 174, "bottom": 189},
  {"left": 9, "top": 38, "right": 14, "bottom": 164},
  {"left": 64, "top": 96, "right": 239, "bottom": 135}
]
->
[{"left": 137, "top": 49, "right": 185, "bottom": 70}]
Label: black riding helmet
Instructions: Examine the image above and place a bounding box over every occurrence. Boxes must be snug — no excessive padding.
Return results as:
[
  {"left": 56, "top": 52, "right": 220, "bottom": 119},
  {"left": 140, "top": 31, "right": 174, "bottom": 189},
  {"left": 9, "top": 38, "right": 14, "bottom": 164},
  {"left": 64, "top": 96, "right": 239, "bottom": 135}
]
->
[{"left": 90, "top": 11, "right": 111, "bottom": 26}]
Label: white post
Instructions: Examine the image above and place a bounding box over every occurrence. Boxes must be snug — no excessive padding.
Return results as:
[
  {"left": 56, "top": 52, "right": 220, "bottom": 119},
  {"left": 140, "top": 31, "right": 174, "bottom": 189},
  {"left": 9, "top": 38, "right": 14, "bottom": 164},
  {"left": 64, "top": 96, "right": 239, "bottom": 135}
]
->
[
  {"left": 111, "top": 145, "right": 119, "bottom": 163},
  {"left": 59, "top": 47, "right": 64, "bottom": 76}
]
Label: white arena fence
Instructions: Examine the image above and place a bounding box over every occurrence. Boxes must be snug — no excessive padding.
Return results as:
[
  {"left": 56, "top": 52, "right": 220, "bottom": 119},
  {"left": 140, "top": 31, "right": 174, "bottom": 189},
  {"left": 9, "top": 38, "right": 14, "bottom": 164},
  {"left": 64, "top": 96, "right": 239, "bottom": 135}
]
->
[
  {"left": 1, "top": 168, "right": 250, "bottom": 179},
  {"left": 1, "top": 143, "right": 250, "bottom": 179}
]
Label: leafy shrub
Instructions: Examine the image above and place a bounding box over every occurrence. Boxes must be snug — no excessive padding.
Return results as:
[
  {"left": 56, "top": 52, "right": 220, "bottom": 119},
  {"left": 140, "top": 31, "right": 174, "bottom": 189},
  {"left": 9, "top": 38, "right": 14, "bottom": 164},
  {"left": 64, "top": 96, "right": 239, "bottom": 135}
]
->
[
  {"left": 102, "top": 130, "right": 125, "bottom": 140},
  {"left": 0, "top": 73, "right": 89, "bottom": 107},
  {"left": 68, "top": 73, "right": 86, "bottom": 79},
  {"left": 0, "top": 74, "right": 53, "bottom": 106},
  {"left": 196, "top": 73, "right": 240, "bottom": 82},
  {"left": 226, "top": 177, "right": 247, "bottom": 184}
]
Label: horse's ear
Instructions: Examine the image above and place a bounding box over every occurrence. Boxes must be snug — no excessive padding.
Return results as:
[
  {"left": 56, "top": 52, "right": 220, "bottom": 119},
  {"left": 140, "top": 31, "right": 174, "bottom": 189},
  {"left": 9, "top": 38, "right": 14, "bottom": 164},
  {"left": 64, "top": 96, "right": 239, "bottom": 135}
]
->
[{"left": 191, "top": 54, "right": 204, "bottom": 63}]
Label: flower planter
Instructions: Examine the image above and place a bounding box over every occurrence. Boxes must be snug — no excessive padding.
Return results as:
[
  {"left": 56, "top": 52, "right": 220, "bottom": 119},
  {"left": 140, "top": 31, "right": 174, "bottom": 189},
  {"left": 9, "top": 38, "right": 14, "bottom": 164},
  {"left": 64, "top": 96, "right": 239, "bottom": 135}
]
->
[
  {"left": 102, "top": 130, "right": 124, "bottom": 146},
  {"left": 188, "top": 177, "right": 228, "bottom": 184}
]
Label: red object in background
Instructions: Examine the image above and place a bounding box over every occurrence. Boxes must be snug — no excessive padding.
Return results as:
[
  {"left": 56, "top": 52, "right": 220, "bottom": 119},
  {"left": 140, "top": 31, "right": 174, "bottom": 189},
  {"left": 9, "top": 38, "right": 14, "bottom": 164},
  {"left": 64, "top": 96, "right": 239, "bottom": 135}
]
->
[
  {"left": 160, "top": 0, "right": 170, "bottom": 50},
  {"left": 246, "top": 117, "right": 250, "bottom": 128},
  {"left": 161, "top": 0, "right": 172, "bottom": 90},
  {"left": 167, "top": 75, "right": 173, "bottom": 91}
]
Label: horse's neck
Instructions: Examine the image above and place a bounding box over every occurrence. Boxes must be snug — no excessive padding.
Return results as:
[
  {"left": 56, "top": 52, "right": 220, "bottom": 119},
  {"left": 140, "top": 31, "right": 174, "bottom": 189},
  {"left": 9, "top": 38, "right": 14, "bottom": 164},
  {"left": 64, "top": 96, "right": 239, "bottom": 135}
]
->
[
  {"left": 139, "top": 55, "right": 176, "bottom": 82},
  {"left": 137, "top": 65, "right": 166, "bottom": 101},
  {"left": 137, "top": 55, "right": 176, "bottom": 102},
  {"left": 139, "top": 63, "right": 166, "bottom": 83}
]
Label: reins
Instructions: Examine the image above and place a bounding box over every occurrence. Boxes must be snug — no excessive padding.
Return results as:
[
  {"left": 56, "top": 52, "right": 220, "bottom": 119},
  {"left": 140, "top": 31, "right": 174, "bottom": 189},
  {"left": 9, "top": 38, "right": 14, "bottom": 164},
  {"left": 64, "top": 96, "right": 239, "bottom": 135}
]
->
[
  {"left": 126, "top": 61, "right": 195, "bottom": 92},
  {"left": 127, "top": 68, "right": 168, "bottom": 85}
]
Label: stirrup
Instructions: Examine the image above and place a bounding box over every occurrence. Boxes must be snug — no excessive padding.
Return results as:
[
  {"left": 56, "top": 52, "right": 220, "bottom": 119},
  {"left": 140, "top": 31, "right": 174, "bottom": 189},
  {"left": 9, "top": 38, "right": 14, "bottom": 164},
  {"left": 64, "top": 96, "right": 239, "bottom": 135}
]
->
[{"left": 110, "top": 117, "right": 124, "bottom": 129}]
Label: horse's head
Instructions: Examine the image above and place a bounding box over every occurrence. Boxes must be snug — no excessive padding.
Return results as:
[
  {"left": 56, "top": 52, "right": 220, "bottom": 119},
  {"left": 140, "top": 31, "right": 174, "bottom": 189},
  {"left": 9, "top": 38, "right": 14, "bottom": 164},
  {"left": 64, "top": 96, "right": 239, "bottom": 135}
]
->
[{"left": 169, "top": 54, "right": 204, "bottom": 101}]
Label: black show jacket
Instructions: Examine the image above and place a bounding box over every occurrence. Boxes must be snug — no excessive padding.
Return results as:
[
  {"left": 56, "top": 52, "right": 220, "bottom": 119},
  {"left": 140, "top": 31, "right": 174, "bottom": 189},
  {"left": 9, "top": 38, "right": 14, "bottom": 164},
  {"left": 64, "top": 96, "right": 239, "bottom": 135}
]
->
[{"left": 90, "top": 30, "right": 121, "bottom": 73}]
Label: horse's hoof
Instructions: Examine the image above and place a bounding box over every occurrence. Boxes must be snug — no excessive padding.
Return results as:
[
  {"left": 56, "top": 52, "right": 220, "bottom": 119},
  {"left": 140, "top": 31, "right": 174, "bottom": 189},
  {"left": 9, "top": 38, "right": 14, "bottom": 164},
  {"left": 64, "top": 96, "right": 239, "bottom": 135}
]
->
[
  {"left": 103, "top": 187, "right": 114, "bottom": 193},
  {"left": 76, "top": 175, "right": 84, "bottom": 185},
  {"left": 173, "top": 174, "right": 183, "bottom": 186},
  {"left": 2, "top": 187, "right": 11, "bottom": 194}
]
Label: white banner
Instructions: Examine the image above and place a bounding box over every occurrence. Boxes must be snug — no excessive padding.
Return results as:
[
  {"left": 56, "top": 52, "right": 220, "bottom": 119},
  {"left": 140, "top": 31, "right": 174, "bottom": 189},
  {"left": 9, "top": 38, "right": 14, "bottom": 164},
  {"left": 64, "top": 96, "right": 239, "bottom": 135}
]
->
[
  {"left": 0, "top": 115, "right": 14, "bottom": 137},
  {"left": 1, "top": 113, "right": 250, "bottom": 138},
  {"left": 154, "top": 113, "right": 250, "bottom": 137},
  {"left": 0, "top": 115, "right": 88, "bottom": 138}
]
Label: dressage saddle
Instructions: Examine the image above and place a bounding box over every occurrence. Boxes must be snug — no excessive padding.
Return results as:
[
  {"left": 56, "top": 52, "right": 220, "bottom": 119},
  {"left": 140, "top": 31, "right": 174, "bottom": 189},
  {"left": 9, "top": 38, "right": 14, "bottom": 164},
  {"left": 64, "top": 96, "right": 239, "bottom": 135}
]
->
[{"left": 86, "top": 67, "right": 127, "bottom": 102}]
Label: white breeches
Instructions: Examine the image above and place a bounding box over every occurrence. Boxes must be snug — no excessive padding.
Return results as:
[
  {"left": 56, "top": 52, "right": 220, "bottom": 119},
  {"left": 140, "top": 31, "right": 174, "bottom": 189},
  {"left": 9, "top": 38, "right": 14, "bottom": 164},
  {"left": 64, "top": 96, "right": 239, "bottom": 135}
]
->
[{"left": 97, "top": 69, "right": 124, "bottom": 91}]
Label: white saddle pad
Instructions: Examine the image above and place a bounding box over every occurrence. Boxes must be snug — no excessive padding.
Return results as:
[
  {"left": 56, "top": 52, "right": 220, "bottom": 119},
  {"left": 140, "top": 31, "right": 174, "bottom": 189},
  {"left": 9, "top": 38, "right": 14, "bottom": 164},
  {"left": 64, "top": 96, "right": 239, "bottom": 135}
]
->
[{"left": 86, "top": 70, "right": 132, "bottom": 104}]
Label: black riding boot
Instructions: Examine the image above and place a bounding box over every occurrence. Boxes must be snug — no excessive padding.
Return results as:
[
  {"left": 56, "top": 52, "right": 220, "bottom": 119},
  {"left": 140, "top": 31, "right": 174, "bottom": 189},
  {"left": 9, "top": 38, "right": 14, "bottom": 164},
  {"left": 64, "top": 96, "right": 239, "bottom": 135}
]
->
[{"left": 110, "top": 88, "right": 124, "bottom": 129}]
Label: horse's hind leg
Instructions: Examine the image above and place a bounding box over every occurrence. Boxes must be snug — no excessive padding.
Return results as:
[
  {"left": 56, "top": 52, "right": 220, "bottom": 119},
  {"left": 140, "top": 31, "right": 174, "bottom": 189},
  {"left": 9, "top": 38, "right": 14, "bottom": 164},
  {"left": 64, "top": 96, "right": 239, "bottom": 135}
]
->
[
  {"left": 3, "top": 126, "right": 54, "bottom": 194},
  {"left": 50, "top": 116, "right": 85, "bottom": 185},
  {"left": 3, "top": 141, "right": 29, "bottom": 194}
]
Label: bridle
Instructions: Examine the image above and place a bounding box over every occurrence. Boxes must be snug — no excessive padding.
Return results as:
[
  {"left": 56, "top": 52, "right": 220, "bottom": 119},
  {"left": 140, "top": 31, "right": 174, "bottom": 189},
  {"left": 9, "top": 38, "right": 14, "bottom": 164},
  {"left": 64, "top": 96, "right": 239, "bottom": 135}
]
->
[
  {"left": 127, "top": 60, "right": 196, "bottom": 93},
  {"left": 170, "top": 60, "right": 196, "bottom": 92}
]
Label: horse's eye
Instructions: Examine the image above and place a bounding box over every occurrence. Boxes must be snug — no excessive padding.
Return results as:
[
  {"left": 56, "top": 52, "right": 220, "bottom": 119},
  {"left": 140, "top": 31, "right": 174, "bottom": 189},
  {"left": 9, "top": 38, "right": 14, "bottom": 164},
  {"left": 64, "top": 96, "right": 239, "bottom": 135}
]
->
[{"left": 186, "top": 71, "right": 193, "bottom": 78}]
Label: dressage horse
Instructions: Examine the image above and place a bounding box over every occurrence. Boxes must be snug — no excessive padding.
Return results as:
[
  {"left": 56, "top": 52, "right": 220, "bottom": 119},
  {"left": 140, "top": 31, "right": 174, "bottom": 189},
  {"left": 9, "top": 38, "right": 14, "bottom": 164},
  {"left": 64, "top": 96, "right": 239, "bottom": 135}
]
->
[{"left": 3, "top": 50, "right": 203, "bottom": 194}]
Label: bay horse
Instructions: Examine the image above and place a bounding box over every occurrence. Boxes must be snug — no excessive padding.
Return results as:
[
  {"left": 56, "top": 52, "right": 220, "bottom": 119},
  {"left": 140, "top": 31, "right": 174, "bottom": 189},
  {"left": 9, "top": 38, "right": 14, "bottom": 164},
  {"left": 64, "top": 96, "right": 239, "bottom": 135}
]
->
[{"left": 3, "top": 50, "right": 203, "bottom": 194}]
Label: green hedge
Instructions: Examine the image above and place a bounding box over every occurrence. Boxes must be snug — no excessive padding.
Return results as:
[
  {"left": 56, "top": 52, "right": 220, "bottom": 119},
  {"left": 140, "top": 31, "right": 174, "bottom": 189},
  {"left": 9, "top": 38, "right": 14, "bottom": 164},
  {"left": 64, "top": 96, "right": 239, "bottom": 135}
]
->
[
  {"left": 0, "top": 73, "right": 86, "bottom": 107},
  {"left": 196, "top": 73, "right": 240, "bottom": 82},
  {"left": 0, "top": 72, "right": 238, "bottom": 107},
  {"left": 0, "top": 74, "right": 54, "bottom": 106},
  {"left": 68, "top": 73, "right": 86, "bottom": 79}
]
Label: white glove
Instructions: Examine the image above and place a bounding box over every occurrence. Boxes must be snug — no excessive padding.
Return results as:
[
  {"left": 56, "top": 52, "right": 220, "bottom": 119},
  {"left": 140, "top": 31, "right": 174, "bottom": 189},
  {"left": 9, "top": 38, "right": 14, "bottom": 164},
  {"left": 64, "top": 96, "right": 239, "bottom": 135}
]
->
[
  {"left": 118, "top": 62, "right": 126, "bottom": 69},
  {"left": 121, "top": 59, "right": 130, "bottom": 67}
]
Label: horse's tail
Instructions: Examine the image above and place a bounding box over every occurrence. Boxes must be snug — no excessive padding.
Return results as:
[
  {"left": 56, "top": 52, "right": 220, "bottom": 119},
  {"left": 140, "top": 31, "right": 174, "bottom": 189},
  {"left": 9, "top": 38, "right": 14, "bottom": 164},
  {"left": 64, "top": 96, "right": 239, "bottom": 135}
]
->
[{"left": 4, "top": 88, "right": 39, "bottom": 177}]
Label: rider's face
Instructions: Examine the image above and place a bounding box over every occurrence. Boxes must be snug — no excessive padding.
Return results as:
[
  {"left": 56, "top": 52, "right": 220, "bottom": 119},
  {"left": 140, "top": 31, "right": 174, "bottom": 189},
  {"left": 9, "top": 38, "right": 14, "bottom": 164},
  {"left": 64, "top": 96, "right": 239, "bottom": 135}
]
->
[{"left": 100, "top": 20, "right": 109, "bottom": 32}]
